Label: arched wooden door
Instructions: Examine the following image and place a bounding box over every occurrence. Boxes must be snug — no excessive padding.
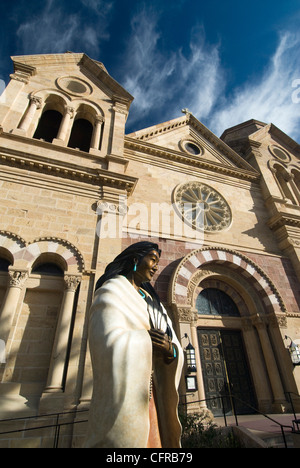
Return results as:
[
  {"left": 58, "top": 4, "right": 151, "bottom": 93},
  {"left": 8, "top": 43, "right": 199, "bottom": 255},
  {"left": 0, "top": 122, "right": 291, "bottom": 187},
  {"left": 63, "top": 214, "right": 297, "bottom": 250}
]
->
[
  {"left": 196, "top": 288, "right": 256, "bottom": 416},
  {"left": 198, "top": 328, "right": 257, "bottom": 416}
]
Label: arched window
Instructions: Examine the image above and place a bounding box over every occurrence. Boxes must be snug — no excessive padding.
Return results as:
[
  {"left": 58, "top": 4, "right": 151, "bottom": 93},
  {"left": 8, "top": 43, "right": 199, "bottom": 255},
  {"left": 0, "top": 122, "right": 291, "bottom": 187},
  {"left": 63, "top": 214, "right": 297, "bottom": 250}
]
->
[
  {"left": 274, "top": 165, "right": 296, "bottom": 204},
  {"left": 33, "top": 109, "right": 63, "bottom": 143},
  {"left": 31, "top": 252, "right": 67, "bottom": 276},
  {"left": 290, "top": 169, "right": 300, "bottom": 205},
  {"left": 0, "top": 258, "right": 11, "bottom": 272},
  {"left": 68, "top": 118, "right": 93, "bottom": 152},
  {"left": 0, "top": 249, "right": 13, "bottom": 272},
  {"left": 32, "top": 262, "right": 64, "bottom": 276},
  {"left": 196, "top": 288, "right": 240, "bottom": 317}
]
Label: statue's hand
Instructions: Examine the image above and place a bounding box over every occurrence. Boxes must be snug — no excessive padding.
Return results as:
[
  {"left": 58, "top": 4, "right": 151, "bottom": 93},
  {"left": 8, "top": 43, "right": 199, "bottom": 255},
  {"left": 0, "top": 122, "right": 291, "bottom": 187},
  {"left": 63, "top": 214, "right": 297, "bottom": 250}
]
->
[{"left": 148, "top": 329, "right": 175, "bottom": 360}]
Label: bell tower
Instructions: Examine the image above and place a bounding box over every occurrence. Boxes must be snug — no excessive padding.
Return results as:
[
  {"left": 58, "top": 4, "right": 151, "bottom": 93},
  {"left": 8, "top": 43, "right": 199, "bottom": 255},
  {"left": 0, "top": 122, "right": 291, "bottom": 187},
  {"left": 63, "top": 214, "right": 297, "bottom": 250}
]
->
[
  {"left": 221, "top": 120, "right": 300, "bottom": 282},
  {"left": 0, "top": 52, "right": 133, "bottom": 166},
  {"left": 0, "top": 53, "right": 137, "bottom": 418}
]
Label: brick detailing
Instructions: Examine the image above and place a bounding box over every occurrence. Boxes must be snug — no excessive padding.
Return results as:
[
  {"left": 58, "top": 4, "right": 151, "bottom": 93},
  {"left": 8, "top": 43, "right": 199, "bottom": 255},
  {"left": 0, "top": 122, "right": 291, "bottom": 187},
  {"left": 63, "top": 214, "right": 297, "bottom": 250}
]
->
[
  {"left": 0, "top": 231, "right": 84, "bottom": 273},
  {"left": 171, "top": 246, "right": 287, "bottom": 315}
]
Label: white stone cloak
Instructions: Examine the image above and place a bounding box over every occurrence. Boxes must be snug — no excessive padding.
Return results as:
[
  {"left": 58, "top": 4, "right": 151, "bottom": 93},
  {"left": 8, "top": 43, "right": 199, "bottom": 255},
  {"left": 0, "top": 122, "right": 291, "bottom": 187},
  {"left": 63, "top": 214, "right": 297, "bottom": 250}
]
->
[{"left": 84, "top": 275, "right": 183, "bottom": 448}]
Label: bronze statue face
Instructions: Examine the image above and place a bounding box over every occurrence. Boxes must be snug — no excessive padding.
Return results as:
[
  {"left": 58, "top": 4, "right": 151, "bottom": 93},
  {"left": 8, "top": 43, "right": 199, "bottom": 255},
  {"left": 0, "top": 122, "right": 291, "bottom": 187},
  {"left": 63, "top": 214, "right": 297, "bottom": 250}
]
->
[{"left": 134, "top": 250, "right": 160, "bottom": 283}]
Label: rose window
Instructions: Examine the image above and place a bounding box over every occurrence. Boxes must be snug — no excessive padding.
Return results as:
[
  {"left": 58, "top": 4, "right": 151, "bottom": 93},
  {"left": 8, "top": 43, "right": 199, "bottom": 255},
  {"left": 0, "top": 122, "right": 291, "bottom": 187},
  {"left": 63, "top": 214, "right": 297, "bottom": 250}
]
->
[{"left": 174, "top": 182, "right": 232, "bottom": 232}]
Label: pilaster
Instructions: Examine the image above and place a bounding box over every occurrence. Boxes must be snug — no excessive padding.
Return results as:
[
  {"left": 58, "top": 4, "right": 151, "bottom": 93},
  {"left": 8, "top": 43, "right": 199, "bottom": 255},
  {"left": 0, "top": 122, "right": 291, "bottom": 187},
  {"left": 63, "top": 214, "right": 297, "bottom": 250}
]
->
[
  {"left": 39, "top": 274, "right": 81, "bottom": 413},
  {"left": 0, "top": 269, "right": 29, "bottom": 344}
]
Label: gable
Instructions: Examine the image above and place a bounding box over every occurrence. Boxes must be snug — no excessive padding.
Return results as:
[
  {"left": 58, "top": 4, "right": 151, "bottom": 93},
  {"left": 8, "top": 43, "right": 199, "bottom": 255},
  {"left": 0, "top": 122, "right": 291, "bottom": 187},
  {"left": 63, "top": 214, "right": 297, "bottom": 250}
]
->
[
  {"left": 127, "top": 113, "right": 258, "bottom": 175},
  {"left": 11, "top": 52, "right": 134, "bottom": 106}
]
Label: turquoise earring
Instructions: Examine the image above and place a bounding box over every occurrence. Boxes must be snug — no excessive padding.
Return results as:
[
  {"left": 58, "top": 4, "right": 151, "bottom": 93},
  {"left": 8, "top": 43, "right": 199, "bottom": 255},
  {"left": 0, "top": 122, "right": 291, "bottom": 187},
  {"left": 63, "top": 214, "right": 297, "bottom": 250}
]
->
[{"left": 133, "top": 262, "right": 137, "bottom": 272}]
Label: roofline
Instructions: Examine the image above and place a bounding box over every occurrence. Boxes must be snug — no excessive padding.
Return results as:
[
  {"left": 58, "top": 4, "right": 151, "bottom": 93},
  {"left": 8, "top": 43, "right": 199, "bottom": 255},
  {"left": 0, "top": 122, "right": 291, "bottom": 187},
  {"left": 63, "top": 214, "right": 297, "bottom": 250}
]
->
[
  {"left": 220, "top": 119, "right": 267, "bottom": 140},
  {"left": 128, "top": 112, "right": 257, "bottom": 173},
  {"left": 10, "top": 52, "right": 134, "bottom": 106}
]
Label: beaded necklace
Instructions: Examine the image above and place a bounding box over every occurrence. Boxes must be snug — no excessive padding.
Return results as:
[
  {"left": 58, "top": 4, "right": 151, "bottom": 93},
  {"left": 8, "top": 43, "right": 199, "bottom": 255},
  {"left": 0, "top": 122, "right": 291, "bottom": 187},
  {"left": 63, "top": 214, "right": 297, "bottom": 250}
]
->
[{"left": 139, "top": 288, "right": 146, "bottom": 299}]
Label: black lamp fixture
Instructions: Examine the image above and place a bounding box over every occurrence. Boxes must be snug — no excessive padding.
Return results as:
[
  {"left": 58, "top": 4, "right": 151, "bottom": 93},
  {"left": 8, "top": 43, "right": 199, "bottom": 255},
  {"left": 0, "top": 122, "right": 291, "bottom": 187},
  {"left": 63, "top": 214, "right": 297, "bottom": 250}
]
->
[
  {"left": 285, "top": 335, "right": 300, "bottom": 366},
  {"left": 182, "top": 333, "right": 197, "bottom": 373}
]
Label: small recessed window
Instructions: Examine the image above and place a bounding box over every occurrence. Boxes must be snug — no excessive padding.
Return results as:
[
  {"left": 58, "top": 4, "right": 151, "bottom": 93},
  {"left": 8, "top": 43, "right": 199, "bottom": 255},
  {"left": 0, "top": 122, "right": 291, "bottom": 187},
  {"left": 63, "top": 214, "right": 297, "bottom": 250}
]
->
[
  {"left": 180, "top": 139, "right": 203, "bottom": 156},
  {"left": 269, "top": 145, "right": 291, "bottom": 162},
  {"left": 57, "top": 76, "right": 92, "bottom": 97},
  {"left": 273, "top": 148, "right": 288, "bottom": 160},
  {"left": 185, "top": 142, "right": 201, "bottom": 155},
  {"left": 66, "top": 80, "right": 87, "bottom": 94}
]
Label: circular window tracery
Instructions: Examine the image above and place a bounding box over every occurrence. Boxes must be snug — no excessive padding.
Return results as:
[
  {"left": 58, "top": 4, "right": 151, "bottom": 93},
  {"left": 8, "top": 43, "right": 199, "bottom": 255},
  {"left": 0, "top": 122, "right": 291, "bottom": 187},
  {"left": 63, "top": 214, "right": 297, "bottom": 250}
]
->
[{"left": 173, "top": 181, "right": 232, "bottom": 232}]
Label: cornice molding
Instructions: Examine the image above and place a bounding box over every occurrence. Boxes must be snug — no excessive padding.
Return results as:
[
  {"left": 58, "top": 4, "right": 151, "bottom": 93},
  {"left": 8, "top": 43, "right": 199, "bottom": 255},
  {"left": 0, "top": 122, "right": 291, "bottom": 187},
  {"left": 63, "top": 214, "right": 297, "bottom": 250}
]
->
[
  {"left": 0, "top": 139, "right": 137, "bottom": 195},
  {"left": 127, "top": 113, "right": 258, "bottom": 173},
  {"left": 125, "top": 136, "right": 259, "bottom": 182},
  {"left": 268, "top": 212, "right": 300, "bottom": 230}
]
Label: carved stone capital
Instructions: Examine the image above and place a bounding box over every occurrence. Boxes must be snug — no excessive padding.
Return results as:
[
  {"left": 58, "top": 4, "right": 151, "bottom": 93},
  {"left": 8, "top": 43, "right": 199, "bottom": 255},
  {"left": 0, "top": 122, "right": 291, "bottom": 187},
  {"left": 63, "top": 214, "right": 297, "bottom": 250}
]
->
[
  {"left": 112, "top": 97, "right": 129, "bottom": 116},
  {"left": 251, "top": 315, "right": 266, "bottom": 330},
  {"left": 65, "top": 106, "right": 75, "bottom": 118},
  {"left": 176, "top": 307, "right": 198, "bottom": 323},
  {"left": 95, "top": 115, "right": 105, "bottom": 124},
  {"left": 64, "top": 274, "right": 81, "bottom": 292},
  {"left": 241, "top": 317, "right": 253, "bottom": 332},
  {"left": 8, "top": 269, "right": 29, "bottom": 289},
  {"left": 274, "top": 314, "right": 288, "bottom": 329},
  {"left": 30, "top": 96, "right": 43, "bottom": 109}
]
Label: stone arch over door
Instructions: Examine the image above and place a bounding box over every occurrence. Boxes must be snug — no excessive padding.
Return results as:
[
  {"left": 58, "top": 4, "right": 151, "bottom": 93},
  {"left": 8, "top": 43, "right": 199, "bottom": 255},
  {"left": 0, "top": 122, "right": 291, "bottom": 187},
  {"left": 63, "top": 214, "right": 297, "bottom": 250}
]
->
[
  {"left": 169, "top": 247, "right": 286, "bottom": 317},
  {"left": 168, "top": 247, "right": 291, "bottom": 414}
]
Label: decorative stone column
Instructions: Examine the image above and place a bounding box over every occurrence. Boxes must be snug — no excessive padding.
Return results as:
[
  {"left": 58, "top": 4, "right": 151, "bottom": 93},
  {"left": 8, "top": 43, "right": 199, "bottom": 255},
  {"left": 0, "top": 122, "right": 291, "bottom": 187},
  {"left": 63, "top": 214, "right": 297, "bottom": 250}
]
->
[
  {"left": 17, "top": 96, "right": 42, "bottom": 132},
  {"left": 90, "top": 115, "right": 104, "bottom": 151},
  {"left": 0, "top": 269, "right": 29, "bottom": 344},
  {"left": 288, "top": 172, "right": 300, "bottom": 205},
  {"left": 253, "top": 316, "right": 287, "bottom": 411},
  {"left": 242, "top": 318, "right": 272, "bottom": 412},
  {"left": 54, "top": 105, "right": 75, "bottom": 144},
  {"left": 190, "top": 315, "right": 207, "bottom": 409},
  {"left": 109, "top": 97, "right": 128, "bottom": 158},
  {"left": 268, "top": 314, "right": 296, "bottom": 406},
  {"left": 44, "top": 274, "right": 81, "bottom": 393}
]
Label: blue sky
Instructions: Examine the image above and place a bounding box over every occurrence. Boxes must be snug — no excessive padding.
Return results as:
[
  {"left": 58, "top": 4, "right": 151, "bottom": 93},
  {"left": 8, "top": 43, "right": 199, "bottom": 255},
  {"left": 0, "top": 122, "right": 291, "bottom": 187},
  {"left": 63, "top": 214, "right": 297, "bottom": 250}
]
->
[{"left": 1, "top": 0, "right": 300, "bottom": 142}]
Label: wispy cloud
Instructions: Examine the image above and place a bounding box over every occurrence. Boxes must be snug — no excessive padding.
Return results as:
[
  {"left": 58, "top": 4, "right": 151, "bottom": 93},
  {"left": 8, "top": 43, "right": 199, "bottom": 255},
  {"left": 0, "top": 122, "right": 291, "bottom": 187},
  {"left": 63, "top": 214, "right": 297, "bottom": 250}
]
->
[
  {"left": 209, "top": 32, "right": 300, "bottom": 139},
  {"left": 122, "top": 8, "right": 300, "bottom": 143},
  {"left": 122, "top": 9, "right": 224, "bottom": 130},
  {"left": 13, "top": 1, "right": 300, "bottom": 143},
  {"left": 16, "top": 0, "right": 113, "bottom": 56}
]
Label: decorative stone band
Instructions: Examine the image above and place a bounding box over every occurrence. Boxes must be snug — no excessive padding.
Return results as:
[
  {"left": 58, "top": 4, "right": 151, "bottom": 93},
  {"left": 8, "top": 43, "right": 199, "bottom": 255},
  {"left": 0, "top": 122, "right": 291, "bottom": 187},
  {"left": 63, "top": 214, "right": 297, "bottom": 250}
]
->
[
  {"left": 169, "top": 247, "right": 286, "bottom": 315},
  {"left": 0, "top": 231, "right": 84, "bottom": 274}
]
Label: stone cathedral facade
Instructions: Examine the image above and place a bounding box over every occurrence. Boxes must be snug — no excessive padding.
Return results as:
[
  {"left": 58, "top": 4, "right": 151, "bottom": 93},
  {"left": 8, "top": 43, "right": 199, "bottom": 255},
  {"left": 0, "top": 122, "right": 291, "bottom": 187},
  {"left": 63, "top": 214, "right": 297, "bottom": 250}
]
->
[{"left": 0, "top": 52, "right": 300, "bottom": 446}]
